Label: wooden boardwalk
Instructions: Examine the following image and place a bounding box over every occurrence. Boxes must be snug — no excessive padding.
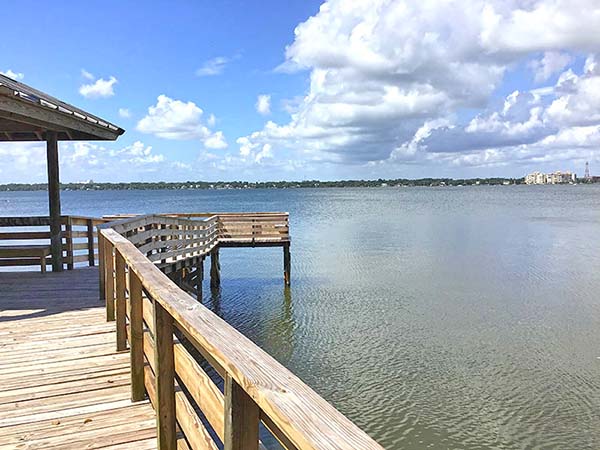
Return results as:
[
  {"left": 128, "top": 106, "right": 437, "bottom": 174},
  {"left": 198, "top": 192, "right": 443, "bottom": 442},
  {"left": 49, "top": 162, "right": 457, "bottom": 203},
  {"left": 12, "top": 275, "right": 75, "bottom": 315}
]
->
[{"left": 0, "top": 268, "right": 159, "bottom": 450}]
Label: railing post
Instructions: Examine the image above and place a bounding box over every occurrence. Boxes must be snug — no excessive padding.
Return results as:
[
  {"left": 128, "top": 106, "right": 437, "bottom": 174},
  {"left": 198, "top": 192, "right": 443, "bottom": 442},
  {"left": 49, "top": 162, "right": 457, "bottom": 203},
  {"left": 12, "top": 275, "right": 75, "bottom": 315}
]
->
[
  {"left": 104, "top": 238, "right": 115, "bottom": 322},
  {"left": 196, "top": 258, "right": 204, "bottom": 299},
  {"left": 210, "top": 248, "right": 220, "bottom": 289},
  {"left": 283, "top": 242, "right": 291, "bottom": 286},
  {"left": 115, "top": 252, "right": 127, "bottom": 351},
  {"left": 65, "top": 216, "right": 74, "bottom": 270},
  {"left": 224, "top": 373, "right": 260, "bottom": 450},
  {"left": 129, "top": 269, "right": 145, "bottom": 402},
  {"left": 98, "top": 232, "right": 105, "bottom": 305},
  {"left": 153, "top": 300, "right": 177, "bottom": 450},
  {"left": 87, "top": 218, "right": 95, "bottom": 266}
]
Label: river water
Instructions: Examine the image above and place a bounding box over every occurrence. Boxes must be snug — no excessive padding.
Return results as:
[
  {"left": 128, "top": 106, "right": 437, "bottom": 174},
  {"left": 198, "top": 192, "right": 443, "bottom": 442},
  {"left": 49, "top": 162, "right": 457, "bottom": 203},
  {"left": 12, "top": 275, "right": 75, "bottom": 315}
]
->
[{"left": 2, "top": 185, "right": 600, "bottom": 449}]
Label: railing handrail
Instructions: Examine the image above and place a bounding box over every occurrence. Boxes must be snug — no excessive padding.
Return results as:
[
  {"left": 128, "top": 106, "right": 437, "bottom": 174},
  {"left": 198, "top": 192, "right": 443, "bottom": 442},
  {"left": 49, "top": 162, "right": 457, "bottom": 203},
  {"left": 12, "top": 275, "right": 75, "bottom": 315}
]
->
[
  {"left": 101, "top": 225, "right": 383, "bottom": 449},
  {"left": 0, "top": 214, "right": 103, "bottom": 270}
]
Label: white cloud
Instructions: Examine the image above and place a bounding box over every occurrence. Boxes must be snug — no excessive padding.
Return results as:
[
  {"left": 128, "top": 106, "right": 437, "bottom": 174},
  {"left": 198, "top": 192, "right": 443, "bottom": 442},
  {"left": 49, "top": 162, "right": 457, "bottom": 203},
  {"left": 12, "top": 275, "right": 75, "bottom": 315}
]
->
[
  {"left": 0, "top": 140, "right": 173, "bottom": 183},
  {"left": 255, "top": 144, "right": 273, "bottom": 163},
  {"left": 529, "top": 52, "right": 572, "bottom": 83},
  {"left": 255, "top": 94, "right": 271, "bottom": 115},
  {"left": 0, "top": 69, "right": 24, "bottom": 80},
  {"left": 204, "top": 131, "right": 227, "bottom": 149},
  {"left": 137, "top": 95, "right": 227, "bottom": 149},
  {"left": 81, "top": 69, "right": 95, "bottom": 80},
  {"left": 118, "top": 108, "right": 131, "bottom": 119},
  {"left": 79, "top": 75, "right": 117, "bottom": 99},
  {"left": 236, "top": 0, "right": 600, "bottom": 173},
  {"left": 196, "top": 57, "right": 230, "bottom": 76}
]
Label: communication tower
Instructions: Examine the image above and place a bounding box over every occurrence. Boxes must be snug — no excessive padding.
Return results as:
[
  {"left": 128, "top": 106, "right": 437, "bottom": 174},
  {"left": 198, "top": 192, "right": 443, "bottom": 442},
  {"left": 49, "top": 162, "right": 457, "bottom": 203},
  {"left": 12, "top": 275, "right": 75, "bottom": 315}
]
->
[{"left": 585, "top": 161, "right": 591, "bottom": 180}]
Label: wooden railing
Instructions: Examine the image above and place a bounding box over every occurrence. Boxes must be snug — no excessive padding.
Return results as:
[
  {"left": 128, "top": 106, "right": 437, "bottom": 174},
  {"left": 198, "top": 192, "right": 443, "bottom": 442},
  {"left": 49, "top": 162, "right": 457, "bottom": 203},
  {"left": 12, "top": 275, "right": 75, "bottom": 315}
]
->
[
  {"left": 104, "top": 214, "right": 218, "bottom": 269},
  {"left": 0, "top": 215, "right": 105, "bottom": 270},
  {"left": 104, "top": 212, "right": 290, "bottom": 246},
  {"left": 99, "top": 214, "right": 382, "bottom": 450}
]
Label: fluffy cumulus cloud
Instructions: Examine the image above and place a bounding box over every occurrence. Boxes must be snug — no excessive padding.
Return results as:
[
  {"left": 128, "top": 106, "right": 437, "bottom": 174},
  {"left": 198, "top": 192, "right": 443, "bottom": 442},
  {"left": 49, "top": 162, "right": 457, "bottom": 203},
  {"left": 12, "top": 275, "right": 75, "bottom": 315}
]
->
[
  {"left": 0, "top": 140, "right": 172, "bottom": 183},
  {"left": 79, "top": 71, "right": 118, "bottom": 99},
  {"left": 136, "top": 95, "right": 227, "bottom": 149},
  {"left": 255, "top": 94, "right": 271, "bottom": 115},
  {"left": 529, "top": 51, "right": 572, "bottom": 83},
  {"left": 237, "top": 0, "right": 600, "bottom": 175}
]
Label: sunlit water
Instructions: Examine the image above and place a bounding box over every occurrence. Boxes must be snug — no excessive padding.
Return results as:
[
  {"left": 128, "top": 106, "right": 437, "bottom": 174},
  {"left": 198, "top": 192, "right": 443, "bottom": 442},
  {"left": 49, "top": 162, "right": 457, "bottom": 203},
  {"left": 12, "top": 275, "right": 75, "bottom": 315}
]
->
[{"left": 2, "top": 185, "right": 600, "bottom": 449}]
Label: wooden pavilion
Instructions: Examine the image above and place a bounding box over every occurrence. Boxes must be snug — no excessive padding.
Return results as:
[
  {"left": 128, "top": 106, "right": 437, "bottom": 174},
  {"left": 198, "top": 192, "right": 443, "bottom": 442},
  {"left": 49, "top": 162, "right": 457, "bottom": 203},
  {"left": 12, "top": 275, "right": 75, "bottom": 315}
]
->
[{"left": 0, "top": 73, "right": 124, "bottom": 271}]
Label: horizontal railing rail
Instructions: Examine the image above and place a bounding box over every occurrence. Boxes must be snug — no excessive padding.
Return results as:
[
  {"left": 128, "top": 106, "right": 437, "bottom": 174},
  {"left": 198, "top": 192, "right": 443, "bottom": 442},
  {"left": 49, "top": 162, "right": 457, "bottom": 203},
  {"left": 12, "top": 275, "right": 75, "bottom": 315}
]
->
[
  {"left": 0, "top": 215, "right": 106, "bottom": 270},
  {"left": 99, "top": 218, "right": 383, "bottom": 450},
  {"left": 103, "top": 212, "right": 290, "bottom": 246}
]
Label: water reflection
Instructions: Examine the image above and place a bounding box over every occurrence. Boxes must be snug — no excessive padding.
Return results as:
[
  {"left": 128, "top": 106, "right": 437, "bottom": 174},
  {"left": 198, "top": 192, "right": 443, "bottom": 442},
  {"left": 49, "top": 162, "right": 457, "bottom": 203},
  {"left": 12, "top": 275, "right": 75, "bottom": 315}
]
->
[{"left": 207, "top": 284, "right": 222, "bottom": 317}]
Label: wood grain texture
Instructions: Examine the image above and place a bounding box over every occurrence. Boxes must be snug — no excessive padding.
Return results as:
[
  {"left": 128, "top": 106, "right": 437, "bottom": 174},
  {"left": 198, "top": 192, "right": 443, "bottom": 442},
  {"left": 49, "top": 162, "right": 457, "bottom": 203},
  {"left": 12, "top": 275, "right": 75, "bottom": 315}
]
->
[
  {"left": 129, "top": 269, "right": 146, "bottom": 402},
  {"left": 0, "top": 268, "right": 157, "bottom": 450},
  {"left": 115, "top": 252, "right": 127, "bottom": 351},
  {"left": 102, "top": 227, "right": 384, "bottom": 450},
  {"left": 224, "top": 374, "right": 260, "bottom": 450},
  {"left": 153, "top": 300, "right": 177, "bottom": 450}
]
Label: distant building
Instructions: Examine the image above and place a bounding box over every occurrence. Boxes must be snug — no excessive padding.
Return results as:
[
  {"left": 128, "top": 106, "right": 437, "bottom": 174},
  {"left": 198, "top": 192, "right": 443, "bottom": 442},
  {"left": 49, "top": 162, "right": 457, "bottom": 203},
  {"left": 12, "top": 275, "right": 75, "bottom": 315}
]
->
[{"left": 525, "top": 171, "right": 576, "bottom": 185}]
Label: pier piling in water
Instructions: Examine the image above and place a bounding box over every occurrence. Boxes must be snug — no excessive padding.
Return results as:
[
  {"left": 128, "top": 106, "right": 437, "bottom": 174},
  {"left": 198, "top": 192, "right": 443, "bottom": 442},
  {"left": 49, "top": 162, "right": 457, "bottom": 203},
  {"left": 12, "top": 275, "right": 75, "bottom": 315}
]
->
[
  {"left": 210, "top": 248, "right": 221, "bottom": 288},
  {"left": 283, "top": 242, "right": 291, "bottom": 286}
]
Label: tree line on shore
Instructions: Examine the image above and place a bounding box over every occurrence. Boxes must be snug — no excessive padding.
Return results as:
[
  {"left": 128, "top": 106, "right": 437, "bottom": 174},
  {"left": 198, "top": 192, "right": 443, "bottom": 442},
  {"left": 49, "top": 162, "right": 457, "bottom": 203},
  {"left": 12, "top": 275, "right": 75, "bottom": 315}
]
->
[{"left": 0, "top": 178, "right": 531, "bottom": 191}]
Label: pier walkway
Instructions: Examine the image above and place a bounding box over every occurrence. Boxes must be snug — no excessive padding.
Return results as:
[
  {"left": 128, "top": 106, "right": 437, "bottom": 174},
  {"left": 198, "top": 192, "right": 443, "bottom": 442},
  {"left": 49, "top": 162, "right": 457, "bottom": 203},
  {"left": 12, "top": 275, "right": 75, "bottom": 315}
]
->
[
  {"left": 0, "top": 213, "right": 384, "bottom": 450},
  {"left": 0, "top": 268, "right": 161, "bottom": 449}
]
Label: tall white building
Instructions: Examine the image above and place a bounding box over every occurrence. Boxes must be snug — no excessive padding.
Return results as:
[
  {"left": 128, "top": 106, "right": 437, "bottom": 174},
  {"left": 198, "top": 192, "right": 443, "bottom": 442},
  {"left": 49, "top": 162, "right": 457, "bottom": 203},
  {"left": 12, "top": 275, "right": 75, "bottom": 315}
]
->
[{"left": 525, "top": 171, "right": 576, "bottom": 185}]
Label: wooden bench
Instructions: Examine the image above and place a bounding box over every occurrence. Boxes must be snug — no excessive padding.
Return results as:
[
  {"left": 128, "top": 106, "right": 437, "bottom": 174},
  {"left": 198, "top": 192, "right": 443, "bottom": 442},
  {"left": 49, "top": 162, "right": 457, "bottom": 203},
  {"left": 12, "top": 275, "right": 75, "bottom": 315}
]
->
[{"left": 0, "top": 245, "right": 51, "bottom": 273}]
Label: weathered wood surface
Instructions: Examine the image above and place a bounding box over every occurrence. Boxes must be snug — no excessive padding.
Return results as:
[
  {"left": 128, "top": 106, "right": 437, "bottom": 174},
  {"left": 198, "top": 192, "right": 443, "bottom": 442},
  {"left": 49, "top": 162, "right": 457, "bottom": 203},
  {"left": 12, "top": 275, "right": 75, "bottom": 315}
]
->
[
  {"left": 0, "top": 215, "right": 105, "bottom": 271},
  {"left": 99, "top": 213, "right": 290, "bottom": 285},
  {"left": 0, "top": 268, "right": 161, "bottom": 449},
  {"left": 103, "top": 227, "right": 384, "bottom": 450}
]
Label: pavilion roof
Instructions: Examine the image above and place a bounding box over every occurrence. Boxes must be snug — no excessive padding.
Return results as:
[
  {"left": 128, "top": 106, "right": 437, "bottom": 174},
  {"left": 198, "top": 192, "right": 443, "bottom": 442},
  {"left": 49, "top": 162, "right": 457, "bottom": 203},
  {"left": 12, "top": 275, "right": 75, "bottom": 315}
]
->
[{"left": 0, "top": 73, "right": 124, "bottom": 141}]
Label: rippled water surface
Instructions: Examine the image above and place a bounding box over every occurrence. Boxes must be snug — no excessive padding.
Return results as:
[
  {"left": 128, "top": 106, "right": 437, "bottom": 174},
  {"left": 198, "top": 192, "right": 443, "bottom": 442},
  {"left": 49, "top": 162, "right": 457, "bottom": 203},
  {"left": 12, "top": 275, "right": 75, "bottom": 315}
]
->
[{"left": 3, "top": 185, "right": 600, "bottom": 449}]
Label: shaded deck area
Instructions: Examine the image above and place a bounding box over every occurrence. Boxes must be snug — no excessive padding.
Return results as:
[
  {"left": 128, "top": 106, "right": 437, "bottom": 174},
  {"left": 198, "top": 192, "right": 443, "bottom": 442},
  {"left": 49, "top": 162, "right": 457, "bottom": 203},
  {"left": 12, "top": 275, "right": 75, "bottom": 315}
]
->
[{"left": 0, "top": 268, "right": 159, "bottom": 450}]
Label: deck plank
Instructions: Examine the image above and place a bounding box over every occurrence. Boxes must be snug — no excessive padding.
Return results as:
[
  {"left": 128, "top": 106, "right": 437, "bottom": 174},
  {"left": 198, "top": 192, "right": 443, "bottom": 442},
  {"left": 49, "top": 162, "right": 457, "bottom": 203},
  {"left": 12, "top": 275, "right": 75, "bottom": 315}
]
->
[{"left": 0, "top": 268, "right": 158, "bottom": 449}]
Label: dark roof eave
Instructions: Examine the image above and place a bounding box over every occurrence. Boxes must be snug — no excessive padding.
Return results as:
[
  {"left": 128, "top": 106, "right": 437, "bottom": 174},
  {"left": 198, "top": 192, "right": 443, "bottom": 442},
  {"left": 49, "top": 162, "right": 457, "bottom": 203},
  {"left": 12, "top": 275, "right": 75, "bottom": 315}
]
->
[{"left": 0, "top": 74, "right": 125, "bottom": 141}]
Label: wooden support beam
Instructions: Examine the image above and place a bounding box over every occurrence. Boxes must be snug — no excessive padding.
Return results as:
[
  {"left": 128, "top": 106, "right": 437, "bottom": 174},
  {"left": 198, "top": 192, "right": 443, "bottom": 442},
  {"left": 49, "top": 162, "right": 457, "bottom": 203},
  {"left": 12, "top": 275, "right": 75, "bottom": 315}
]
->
[
  {"left": 87, "top": 219, "right": 95, "bottom": 266},
  {"left": 115, "top": 252, "right": 127, "bottom": 351},
  {"left": 129, "top": 269, "right": 146, "bottom": 402},
  {"left": 46, "top": 131, "right": 62, "bottom": 272},
  {"left": 65, "top": 216, "right": 74, "bottom": 270},
  {"left": 283, "top": 243, "right": 291, "bottom": 286},
  {"left": 197, "top": 258, "right": 204, "bottom": 299},
  {"left": 0, "top": 96, "right": 121, "bottom": 140},
  {"left": 98, "top": 232, "right": 105, "bottom": 304},
  {"left": 224, "top": 374, "right": 260, "bottom": 450},
  {"left": 153, "top": 299, "right": 176, "bottom": 450},
  {"left": 210, "top": 248, "right": 220, "bottom": 289},
  {"left": 104, "top": 239, "right": 115, "bottom": 322}
]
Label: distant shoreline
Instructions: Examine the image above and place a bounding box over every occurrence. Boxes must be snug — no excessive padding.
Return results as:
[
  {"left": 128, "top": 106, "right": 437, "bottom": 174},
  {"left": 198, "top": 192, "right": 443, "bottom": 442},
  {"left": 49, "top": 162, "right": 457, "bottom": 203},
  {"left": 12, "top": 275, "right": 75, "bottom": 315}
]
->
[{"left": 1, "top": 177, "right": 598, "bottom": 192}]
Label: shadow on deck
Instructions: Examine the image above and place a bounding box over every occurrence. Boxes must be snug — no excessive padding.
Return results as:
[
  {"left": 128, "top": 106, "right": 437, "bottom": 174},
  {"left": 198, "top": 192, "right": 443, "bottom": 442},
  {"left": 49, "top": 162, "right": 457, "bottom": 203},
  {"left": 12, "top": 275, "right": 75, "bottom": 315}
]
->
[{"left": 0, "top": 268, "right": 159, "bottom": 450}]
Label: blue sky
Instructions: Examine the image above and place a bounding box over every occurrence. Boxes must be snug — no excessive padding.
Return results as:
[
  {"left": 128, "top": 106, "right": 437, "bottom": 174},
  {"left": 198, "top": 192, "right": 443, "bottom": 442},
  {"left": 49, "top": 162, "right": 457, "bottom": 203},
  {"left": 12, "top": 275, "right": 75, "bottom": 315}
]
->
[{"left": 2, "top": 0, "right": 600, "bottom": 183}]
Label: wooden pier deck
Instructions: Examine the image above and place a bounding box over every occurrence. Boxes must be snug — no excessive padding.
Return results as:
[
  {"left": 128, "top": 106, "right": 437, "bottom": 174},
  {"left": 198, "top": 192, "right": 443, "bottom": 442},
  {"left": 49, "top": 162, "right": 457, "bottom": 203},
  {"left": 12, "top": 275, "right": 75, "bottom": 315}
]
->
[
  {"left": 0, "top": 213, "right": 384, "bottom": 450},
  {"left": 0, "top": 268, "right": 159, "bottom": 450}
]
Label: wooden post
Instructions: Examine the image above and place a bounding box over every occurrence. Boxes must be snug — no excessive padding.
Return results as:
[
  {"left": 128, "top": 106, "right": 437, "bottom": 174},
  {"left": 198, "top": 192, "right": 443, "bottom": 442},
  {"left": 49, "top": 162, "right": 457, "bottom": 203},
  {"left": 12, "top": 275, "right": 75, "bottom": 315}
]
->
[
  {"left": 283, "top": 243, "right": 291, "bottom": 286},
  {"left": 224, "top": 373, "right": 260, "bottom": 450},
  {"left": 104, "top": 239, "right": 115, "bottom": 322},
  {"left": 129, "top": 269, "right": 145, "bottom": 402},
  {"left": 98, "top": 232, "right": 105, "bottom": 304},
  {"left": 197, "top": 258, "right": 204, "bottom": 299},
  {"left": 65, "top": 216, "right": 74, "bottom": 270},
  {"left": 153, "top": 300, "right": 176, "bottom": 450},
  {"left": 115, "top": 252, "right": 127, "bottom": 351},
  {"left": 46, "top": 131, "right": 62, "bottom": 272},
  {"left": 210, "top": 248, "right": 220, "bottom": 288},
  {"left": 87, "top": 219, "right": 95, "bottom": 266}
]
